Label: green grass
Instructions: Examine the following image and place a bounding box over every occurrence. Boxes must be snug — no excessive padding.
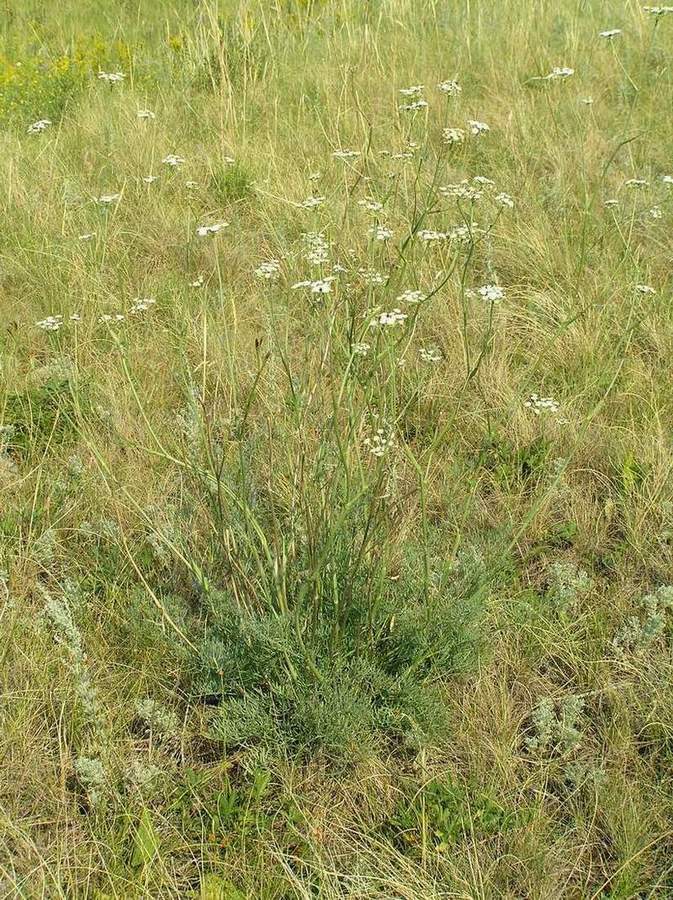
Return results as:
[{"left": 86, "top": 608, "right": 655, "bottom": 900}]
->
[{"left": 2, "top": 0, "right": 673, "bottom": 896}]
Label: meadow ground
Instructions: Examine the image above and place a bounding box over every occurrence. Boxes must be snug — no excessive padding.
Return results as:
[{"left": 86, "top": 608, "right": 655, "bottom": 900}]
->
[{"left": 2, "top": 0, "right": 673, "bottom": 896}]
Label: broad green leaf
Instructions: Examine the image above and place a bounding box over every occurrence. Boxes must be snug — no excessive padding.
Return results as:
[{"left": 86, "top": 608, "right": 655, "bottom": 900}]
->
[{"left": 130, "top": 808, "right": 159, "bottom": 869}]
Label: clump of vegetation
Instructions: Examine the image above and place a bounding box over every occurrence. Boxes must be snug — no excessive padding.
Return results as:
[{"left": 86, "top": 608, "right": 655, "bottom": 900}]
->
[
  {"left": 0, "top": 37, "right": 133, "bottom": 124},
  {"left": 525, "top": 694, "right": 586, "bottom": 756},
  {"left": 3, "top": 367, "right": 83, "bottom": 458},
  {"left": 612, "top": 585, "right": 673, "bottom": 655},
  {"left": 386, "top": 776, "right": 533, "bottom": 854},
  {"left": 209, "top": 161, "right": 255, "bottom": 204}
]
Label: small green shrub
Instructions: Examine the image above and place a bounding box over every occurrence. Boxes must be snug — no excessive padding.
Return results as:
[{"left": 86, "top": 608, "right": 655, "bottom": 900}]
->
[
  {"left": 474, "top": 435, "right": 551, "bottom": 490},
  {"left": 386, "top": 776, "right": 532, "bottom": 854},
  {"left": 612, "top": 585, "right": 673, "bottom": 656},
  {"left": 525, "top": 694, "right": 585, "bottom": 755},
  {"left": 546, "top": 560, "right": 592, "bottom": 613},
  {"left": 193, "top": 565, "right": 479, "bottom": 763},
  {"left": 178, "top": 386, "right": 486, "bottom": 765},
  {"left": 2, "top": 369, "right": 83, "bottom": 457},
  {"left": 209, "top": 162, "right": 254, "bottom": 204}
]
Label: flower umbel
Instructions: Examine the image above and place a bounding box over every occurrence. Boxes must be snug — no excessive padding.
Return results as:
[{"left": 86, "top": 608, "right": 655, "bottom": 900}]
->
[
  {"left": 364, "top": 425, "right": 395, "bottom": 457},
  {"left": 98, "top": 71, "right": 125, "bottom": 83},
  {"left": 472, "top": 284, "right": 505, "bottom": 303},
  {"left": 370, "top": 309, "right": 408, "bottom": 327},
  {"left": 196, "top": 222, "right": 229, "bottom": 236},
  {"left": 467, "top": 120, "right": 490, "bottom": 135},
  {"left": 524, "top": 394, "right": 561, "bottom": 415},
  {"left": 27, "top": 118, "right": 52, "bottom": 134},
  {"left": 437, "top": 80, "right": 461, "bottom": 95}
]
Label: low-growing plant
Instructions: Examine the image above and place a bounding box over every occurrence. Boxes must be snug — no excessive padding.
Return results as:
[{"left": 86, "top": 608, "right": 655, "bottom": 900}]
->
[
  {"left": 474, "top": 434, "right": 552, "bottom": 491},
  {"left": 612, "top": 585, "right": 673, "bottom": 656},
  {"left": 209, "top": 162, "right": 254, "bottom": 204},
  {"left": 546, "top": 560, "right": 592, "bottom": 613},
  {"left": 2, "top": 366, "right": 89, "bottom": 458},
  {"left": 525, "top": 694, "right": 585, "bottom": 756},
  {"left": 386, "top": 776, "right": 532, "bottom": 855},
  {"left": 194, "top": 580, "right": 474, "bottom": 761}
]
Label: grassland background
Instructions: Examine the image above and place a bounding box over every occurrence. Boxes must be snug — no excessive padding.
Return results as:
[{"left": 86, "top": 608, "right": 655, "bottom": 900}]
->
[{"left": 2, "top": 0, "right": 673, "bottom": 897}]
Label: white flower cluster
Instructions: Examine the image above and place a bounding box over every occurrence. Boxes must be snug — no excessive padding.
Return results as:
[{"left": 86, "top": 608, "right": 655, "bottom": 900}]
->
[
  {"left": 467, "top": 119, "right": 490, "bottom": 135},
  {"left": 496, "top": 192, "right": 514, "bottom": 208},
  {"left": 99, "top": 313, "right": 125, "bottom": 323},
  {"left": 437, "top": 79, "right": 461, "bottom": 95},
  {"left": 441, "top": 120, "right": 490, "bottom": 144},
  {"left": 292, "top": 277, "right": 335, "bottom": 295},
  {"left": 443, "top": 127, "right": 465, "bottom": 144},
  {"left": 397, "top": 289, "right": 426, "bottom": 304},
  {"left": 36, "top": 315, "right": 64, "bottom": 332},
  {"left": 302, "top": 231, "right": 329, "bottom": 265},
  {"left": 27, "top": 118, "right": 52, "bottom": 134},
  {"left": 440, "top": 181, "right": 483, "bottom": 202},
  {"left": 364, "top": 425, "right": 395, "bottom": 457},
  {"left": 97, "top": 71, "right": 125, "bottom": 83},
  {"left": 332, "top": 148, "right": 360, "bottom": 160},
  {"left": 370, "top": 309, "right": 408, "bottom": 327},
  {"left": 399, "top": 84, "right": 424, "bottom": 96},
  {"left": 358, "top": 197, "right": 384, "bottom": 213},
  {"left": 254, "top": 260, "right": 281, "bottom": 280},
  {"left": 547, "top": 66, "right": 574, "bottom": 79},
  {"left": 359, "top": 269, "right": 386, "bottom": 285},
  {"left": 438, "top": 175, "right": 513, "bottom": 210},
  {"left": 399, "top": 99, "right": 428, "bottom": 111},
  {"left": 369, "top": 224, "right": 393, "bottom": 241},
  {"left": 196, "top": 221, "right": 229, "bottom": 236},
  {"left": 380, "top": 141, "right": 419, "bottom": 161},
  {"left": 524, "top": 393, "right": 560, "bottom": 415},
  {"left": 398, "top": 84, "right": 428, "bottom": 111},
  {"left": 130, "top": 297, "right": 156, "bottom": 314},
  {"left": 36, "top": 313, "right": 81, "bottom": 331},
  {"left": 418, "top": 229, "right": 448, "bottom": 242},
  {"left": 419, "top": 346, "right": 443, "bottom": 363},
  {"left": 450, "top": 223, "right": 480, "bottom": 244},
  {"left": 299, "top": 196, "right": 325, "bottom": 209},
  {"left": 472, "top": 283, "right": 505, "bottom": 303},
  {"left": 162, "top": 154, "right": 185, "bottom": 167}
]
